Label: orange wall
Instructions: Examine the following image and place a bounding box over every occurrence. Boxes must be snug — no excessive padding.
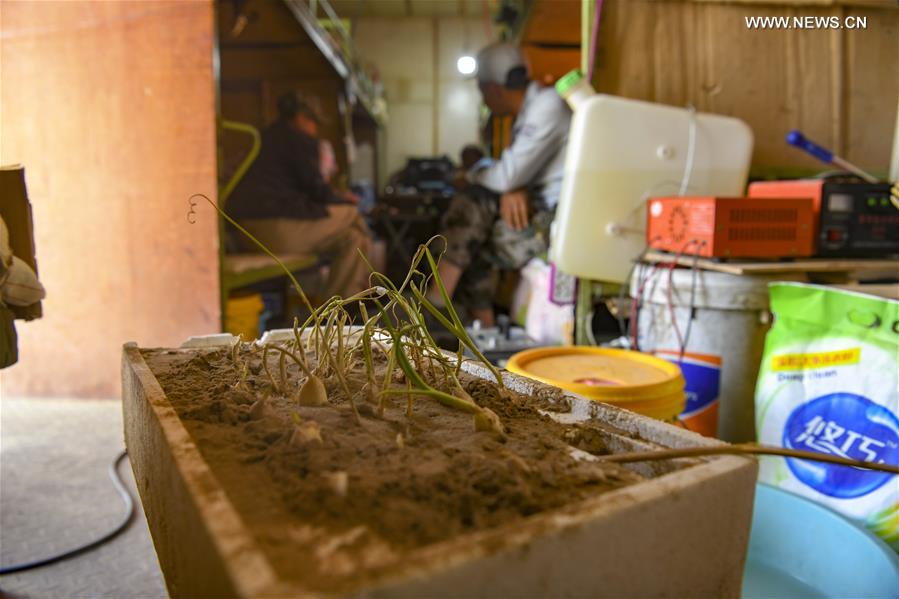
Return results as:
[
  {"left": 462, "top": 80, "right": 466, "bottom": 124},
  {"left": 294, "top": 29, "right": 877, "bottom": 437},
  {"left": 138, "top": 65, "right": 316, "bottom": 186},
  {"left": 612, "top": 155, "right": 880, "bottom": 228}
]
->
[{"left": 1, "top": 1, "right": 220, "bottom": 398}]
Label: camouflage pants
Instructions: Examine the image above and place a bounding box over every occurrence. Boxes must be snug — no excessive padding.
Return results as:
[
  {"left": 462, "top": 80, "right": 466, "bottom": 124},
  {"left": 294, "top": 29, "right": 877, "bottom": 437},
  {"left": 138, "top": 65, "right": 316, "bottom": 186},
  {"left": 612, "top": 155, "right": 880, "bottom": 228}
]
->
[{"left": 440, "top": 185, "right": 552, "bottom": 310}]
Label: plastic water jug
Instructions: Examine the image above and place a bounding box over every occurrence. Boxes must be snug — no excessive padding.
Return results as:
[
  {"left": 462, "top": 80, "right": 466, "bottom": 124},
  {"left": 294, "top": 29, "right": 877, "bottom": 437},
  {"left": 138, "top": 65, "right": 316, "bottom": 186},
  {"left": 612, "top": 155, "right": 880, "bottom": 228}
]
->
[{"left": 550, "top": 71, "right": 753, "bottom": 283}]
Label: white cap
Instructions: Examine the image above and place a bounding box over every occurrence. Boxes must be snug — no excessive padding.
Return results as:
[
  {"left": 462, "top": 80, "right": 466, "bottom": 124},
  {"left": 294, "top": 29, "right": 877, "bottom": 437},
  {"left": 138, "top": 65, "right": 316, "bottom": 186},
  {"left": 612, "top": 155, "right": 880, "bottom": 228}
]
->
[{"left": 476, "top": 43, "right": 529, "bottom": 87}]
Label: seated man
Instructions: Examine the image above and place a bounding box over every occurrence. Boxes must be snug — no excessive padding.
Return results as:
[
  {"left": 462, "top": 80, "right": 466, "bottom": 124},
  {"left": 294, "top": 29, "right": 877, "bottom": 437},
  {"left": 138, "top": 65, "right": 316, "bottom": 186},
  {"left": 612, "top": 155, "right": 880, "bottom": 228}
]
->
[
  {"left": 228, "top": 92, "right": 371, "bottom": 302},
  {"left": 430, "top": 43, "right": 571, "bottom": 326}
]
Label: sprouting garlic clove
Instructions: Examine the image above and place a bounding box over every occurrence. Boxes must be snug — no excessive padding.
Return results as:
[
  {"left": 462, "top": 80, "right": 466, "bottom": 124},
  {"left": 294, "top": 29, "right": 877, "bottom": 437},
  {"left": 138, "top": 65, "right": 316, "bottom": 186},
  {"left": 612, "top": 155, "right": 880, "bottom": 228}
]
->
[
  {"left": 296, "top": 375, "right": 328, "bottom": 407},
  {"left": 289, "top": 420, "right": 323, "bottom": 447},
  {"left": 248, "top": 397, "right": 271, "bottom": 420},
  {"left": 360, "top": 382, "right": 378, "bottom": 405},
  {"left": 473, "top": 407, "right": 505, "bottom": 435},
  {"left": 326, "top": 471, "right": 348, "bottom": 497}
]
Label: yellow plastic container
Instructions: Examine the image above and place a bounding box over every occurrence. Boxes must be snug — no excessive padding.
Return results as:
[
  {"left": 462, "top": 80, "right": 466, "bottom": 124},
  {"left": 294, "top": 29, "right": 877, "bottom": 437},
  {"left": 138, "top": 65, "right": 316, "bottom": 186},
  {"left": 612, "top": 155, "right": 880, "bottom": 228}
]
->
[
  {"left": 506, "top": 346, "right": 686, "bottom": 422},
  {"left": 225, "top": 293, "right": 264, "bottom": 341}
]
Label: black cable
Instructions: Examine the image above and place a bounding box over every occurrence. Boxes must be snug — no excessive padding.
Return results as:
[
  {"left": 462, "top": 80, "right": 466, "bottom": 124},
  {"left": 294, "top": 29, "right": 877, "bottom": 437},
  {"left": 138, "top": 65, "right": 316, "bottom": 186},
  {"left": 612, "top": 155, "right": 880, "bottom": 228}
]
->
[{"left": 0, "top": 449, "right": 134, "bottom": 575}]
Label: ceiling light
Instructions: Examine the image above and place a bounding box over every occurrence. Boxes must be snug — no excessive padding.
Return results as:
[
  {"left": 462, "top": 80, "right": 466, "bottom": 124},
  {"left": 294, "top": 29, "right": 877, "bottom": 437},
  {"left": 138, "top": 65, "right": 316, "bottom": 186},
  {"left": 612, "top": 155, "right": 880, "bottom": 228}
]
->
[{"left": 457, "top": 55, "right": 476, "bottom": 76}]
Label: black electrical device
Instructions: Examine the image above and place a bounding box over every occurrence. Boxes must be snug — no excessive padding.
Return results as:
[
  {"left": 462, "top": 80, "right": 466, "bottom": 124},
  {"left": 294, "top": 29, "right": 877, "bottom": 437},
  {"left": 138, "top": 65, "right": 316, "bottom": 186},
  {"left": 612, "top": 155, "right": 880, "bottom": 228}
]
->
[
  {"left": 749, "top": 176, "right": 899, "bottom": 258},
  {"left": 818, "top": 180, "right": 898, "bottom": 257}
]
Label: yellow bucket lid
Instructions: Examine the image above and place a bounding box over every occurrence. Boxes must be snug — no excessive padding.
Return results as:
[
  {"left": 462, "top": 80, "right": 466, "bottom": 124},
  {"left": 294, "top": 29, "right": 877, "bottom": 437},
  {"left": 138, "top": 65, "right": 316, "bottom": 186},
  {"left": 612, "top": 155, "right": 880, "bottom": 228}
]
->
[{"left": 506, "top": 346, "right": 685, "bottom": 421}]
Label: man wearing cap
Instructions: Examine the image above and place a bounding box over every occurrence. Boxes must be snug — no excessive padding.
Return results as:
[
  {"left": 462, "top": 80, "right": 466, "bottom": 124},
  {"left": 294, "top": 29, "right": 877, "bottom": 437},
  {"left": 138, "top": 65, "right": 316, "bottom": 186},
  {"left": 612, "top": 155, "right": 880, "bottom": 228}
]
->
[
  {"left": 228, "top": 91, "right": 372, "bottom": 301},
  {"left": 430, "top": 42, "right": 571, "bottom": 326}
]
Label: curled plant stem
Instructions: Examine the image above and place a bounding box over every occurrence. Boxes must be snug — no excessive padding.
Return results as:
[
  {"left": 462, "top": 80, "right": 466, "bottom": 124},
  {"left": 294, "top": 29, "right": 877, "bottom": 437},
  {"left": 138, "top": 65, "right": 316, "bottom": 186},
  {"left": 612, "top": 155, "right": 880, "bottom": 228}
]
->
[
  {"left": 194, "top": 194, "right": 314, "bottom": 313},
  {"left": 601, "top": 443, "right": 899, "bottom": 475},
  {"left": 261, "top": 345, "right": 279, "bottom": 393}
]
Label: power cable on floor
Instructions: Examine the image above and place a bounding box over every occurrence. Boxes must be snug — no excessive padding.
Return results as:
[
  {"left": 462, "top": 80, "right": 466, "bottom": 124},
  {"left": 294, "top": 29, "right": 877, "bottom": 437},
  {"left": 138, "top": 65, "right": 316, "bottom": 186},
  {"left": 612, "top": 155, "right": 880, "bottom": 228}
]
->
[{"left": 0, "top": 449, "right": 134, "bottom": 575}]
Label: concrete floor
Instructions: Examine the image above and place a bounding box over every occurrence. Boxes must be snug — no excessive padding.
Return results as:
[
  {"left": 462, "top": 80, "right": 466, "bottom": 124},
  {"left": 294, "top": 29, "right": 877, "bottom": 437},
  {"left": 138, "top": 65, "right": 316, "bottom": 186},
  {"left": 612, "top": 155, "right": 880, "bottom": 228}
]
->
[{"left": 0, "top": 397, "right": 167, "bottom": 598}]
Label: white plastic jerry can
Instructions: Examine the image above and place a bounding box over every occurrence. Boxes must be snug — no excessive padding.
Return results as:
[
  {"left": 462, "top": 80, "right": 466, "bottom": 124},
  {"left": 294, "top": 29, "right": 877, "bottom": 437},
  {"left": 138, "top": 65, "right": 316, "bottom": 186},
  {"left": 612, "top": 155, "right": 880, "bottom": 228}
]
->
[{"left": 550, "top": 70, "right": 754, "bottom": 283}]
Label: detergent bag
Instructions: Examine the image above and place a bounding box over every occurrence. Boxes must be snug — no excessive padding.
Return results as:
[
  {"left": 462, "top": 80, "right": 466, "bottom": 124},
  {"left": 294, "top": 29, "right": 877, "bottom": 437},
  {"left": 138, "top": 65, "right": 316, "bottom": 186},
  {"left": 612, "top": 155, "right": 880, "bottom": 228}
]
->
[{"left": 756, "top": 283, "right": 898, "bottom": 549}]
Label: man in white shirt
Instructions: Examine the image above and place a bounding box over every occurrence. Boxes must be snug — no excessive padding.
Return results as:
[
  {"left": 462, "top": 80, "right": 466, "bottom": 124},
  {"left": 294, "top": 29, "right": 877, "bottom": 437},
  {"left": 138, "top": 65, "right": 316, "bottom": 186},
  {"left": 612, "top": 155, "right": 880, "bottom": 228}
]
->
[{"left": 429, "top": 43, "right": 571, "bottom": 326}]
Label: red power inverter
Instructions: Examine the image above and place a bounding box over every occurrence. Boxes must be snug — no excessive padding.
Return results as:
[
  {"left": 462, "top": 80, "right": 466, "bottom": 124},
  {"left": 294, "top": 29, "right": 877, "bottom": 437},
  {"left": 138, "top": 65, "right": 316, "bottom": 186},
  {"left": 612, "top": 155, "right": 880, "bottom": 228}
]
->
[{"left": 646, "top": 196, "right": 816, "bottom": 258}]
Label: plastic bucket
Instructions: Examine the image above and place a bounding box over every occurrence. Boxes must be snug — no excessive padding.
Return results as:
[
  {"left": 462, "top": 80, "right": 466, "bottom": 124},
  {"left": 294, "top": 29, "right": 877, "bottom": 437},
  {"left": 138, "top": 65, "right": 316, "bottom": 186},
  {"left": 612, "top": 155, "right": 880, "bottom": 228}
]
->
[
  {"left": 743, "top": 484, "right": 899, "bottom": 597},
  {"left": 630, "top": 268, "right": 805, "bottom": 442},
  {"left": 225, "top": 293, "right": 264, "bottom": 340},
  {"left": 506, "top": 346, "right": 686, "bottom": 422}
]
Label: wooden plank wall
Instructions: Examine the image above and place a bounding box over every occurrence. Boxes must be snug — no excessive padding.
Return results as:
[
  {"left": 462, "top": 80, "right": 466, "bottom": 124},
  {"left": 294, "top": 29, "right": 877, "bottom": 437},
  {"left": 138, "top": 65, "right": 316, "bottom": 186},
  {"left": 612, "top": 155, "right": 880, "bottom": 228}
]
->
[
  {"left": 591, "top": 0, "right": 898, "bottom": 174},
  {"left": 518, "top": 0, "right": 897, "bottom": 173},
  {"left": 520, "top": 0, "right": 582, "bottom": 83},
  {"left": 1, "top": 1, "right": 219, "bottom": 398}
]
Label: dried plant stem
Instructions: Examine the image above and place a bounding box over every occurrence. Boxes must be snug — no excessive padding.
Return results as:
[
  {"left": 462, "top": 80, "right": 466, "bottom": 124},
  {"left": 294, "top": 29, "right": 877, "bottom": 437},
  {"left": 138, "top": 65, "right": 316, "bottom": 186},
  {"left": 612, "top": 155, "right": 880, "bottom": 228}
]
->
[
  {"left": 261, "top": 345, "right": 279, "bottom": 393},
  {"left": 268, "top": 344, "right": 314, "bottom": 379},
  {"left": 279, "top": 351, "right": 288, "bottom": 391},
  {"left": 601, "top": 443, "right": 899, "bottom": 475},
  {"left": 231, "top": 336, "right": 242, "bottom": 365},
  {"left": 334, "top": 312, "right": 361, "bottom": 423},
  {"left": 198, "top": 195, "right": 509, "bottom": 433},
  {"left": 237, "top": 362, "right": 250, "bottom": 389},
  {"left": 379, "top": 347, "right": 397, "bottom": 417},
  {"left": 291, "top": 317, "right": 308, "bottom": 371},
  {"left": 195, "top": 194, "right": 314, "bottom": 313}
]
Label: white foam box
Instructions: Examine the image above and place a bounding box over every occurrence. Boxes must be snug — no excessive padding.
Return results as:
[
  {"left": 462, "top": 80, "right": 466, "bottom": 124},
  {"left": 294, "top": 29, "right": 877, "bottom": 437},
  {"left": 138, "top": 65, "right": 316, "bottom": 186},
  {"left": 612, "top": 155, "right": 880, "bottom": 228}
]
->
[{"left": 122, "top": 335, "right": 757, "bottom": 598}]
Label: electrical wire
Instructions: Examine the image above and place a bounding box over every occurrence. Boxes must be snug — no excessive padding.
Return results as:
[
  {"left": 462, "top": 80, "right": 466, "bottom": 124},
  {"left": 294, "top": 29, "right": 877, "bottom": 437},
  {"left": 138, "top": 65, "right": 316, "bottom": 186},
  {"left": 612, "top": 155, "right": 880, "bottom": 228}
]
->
[
  {"left": 630, "top": 259, "right": 664, "bottom": 352},
  {"left": 619, "top": 104, "right": 699, "bottom": 350},
  {"left": 617, "top": 243, "right": 654, "bottom": 340},
  {"left": 665, "top": 245, "right": 689, "bottom": 353},
  {"left": 627, "top": 258, "right": 652, "bottom": 349},
  {"left": 664, "top": 239, "right": 701, "bottom": 360},
  {"left": 678, "top": 249, "right": 703, "bottom": 362},
  {"left": 617, "top": 238, "right": 662, "bottom": 343},
  {"left": 0, "top": 449, "right": 134, "bottom": 575}
]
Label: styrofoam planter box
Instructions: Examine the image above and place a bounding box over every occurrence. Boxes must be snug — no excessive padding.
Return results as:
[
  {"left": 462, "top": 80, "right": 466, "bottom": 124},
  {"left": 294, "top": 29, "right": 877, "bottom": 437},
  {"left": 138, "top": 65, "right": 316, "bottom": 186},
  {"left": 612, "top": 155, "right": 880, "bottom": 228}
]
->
[{"left": 122, "top": 336, "right": 757, "bottom": 598}]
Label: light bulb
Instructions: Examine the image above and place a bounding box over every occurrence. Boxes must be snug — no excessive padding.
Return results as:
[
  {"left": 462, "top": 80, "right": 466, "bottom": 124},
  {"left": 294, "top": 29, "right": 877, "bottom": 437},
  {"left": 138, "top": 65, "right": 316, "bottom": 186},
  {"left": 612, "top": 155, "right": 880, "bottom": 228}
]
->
[{"left": 457, "top": 55, "right": 476, "bottom": 76}]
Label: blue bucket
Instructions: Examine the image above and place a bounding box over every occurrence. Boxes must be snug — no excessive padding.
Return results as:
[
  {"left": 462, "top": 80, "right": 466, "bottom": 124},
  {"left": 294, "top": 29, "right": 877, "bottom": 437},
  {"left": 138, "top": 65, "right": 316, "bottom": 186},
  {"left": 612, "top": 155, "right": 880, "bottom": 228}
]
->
[{"left": 743, "top": 484, "right": 899, "bottom": 598}]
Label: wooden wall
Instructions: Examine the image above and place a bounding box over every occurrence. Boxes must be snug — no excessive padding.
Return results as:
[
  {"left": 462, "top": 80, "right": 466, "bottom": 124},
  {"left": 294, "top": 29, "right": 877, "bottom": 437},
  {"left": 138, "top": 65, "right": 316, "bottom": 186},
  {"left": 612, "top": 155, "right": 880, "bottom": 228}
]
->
[
  {"left": 1, "top": 1, "right": 219, "bottom": 399},
  {"left": 590, "top": 0, "right": 899, "bottom": 175},
  {"left": 517, "top": 0, "right": 897, "bottom": 174},
  {"left": 520, "top": 0, "right": 581, "bottom": 84}
]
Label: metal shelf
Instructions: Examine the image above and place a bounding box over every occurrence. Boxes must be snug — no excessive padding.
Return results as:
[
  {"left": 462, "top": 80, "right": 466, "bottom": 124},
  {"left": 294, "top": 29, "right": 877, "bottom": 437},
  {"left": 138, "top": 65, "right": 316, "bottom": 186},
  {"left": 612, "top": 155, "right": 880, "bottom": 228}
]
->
[{"left": 282, "top": 0, "right": 385, "bottom": 127}]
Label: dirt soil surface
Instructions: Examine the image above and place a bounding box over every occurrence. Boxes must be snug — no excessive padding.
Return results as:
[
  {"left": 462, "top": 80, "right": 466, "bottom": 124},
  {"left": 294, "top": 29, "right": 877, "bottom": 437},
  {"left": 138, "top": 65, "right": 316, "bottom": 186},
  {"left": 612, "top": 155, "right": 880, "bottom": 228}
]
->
[{"left": 143, "top": 344, "right": 645, "bottom": 593}]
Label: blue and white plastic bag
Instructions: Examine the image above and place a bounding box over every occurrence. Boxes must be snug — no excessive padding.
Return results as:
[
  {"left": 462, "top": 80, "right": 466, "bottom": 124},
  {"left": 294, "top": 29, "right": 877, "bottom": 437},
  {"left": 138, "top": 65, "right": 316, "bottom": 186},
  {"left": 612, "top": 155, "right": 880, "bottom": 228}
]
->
[{"left": 755, "top": 283, "right": 898, "bottom": 549}]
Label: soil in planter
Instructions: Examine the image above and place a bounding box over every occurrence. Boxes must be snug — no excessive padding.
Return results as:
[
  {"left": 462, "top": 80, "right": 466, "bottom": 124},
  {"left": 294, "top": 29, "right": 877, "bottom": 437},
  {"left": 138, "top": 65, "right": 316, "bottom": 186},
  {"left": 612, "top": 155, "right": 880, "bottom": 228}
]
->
[{"left": 143, "top": 345, "right": 645, "bottom": 593}]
